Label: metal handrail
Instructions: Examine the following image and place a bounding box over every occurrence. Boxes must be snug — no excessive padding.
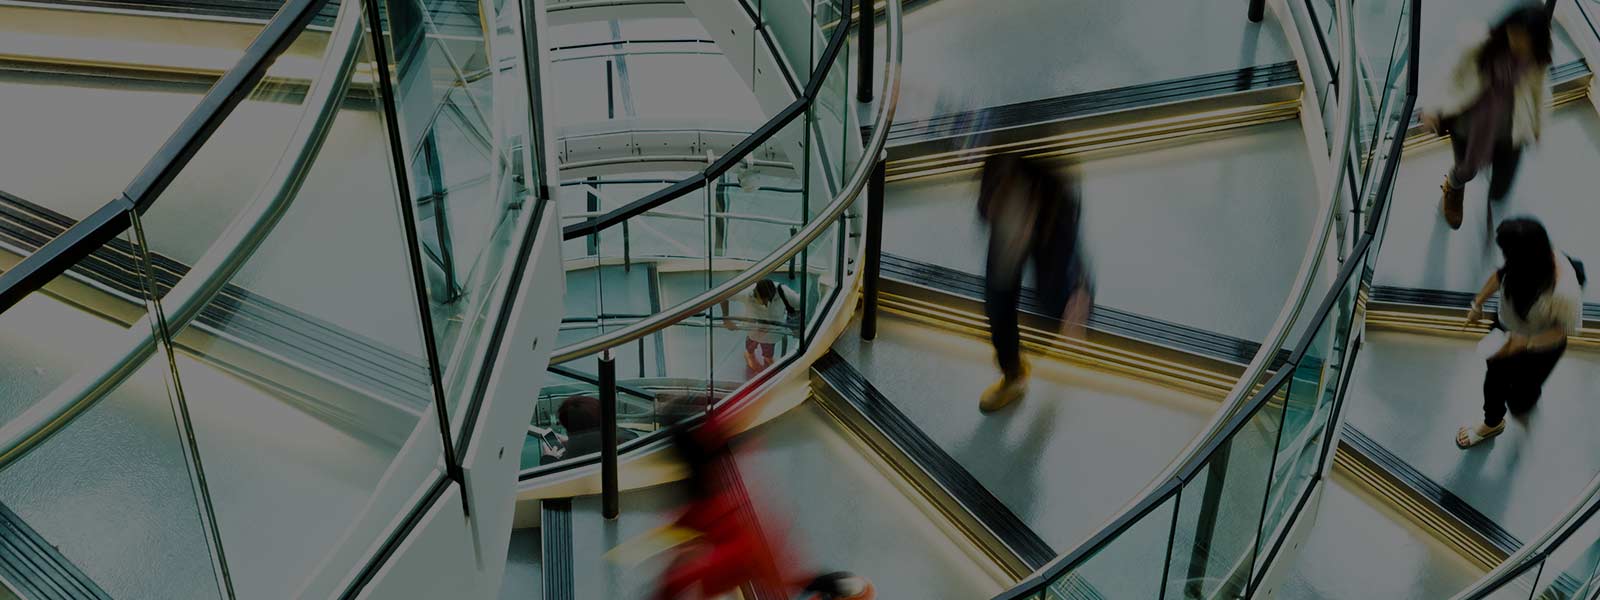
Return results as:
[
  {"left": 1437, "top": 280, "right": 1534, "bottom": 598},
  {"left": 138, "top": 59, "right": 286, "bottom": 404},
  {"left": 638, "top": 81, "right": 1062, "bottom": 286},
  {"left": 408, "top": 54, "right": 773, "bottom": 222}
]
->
[
  {"left": 1454, "top": 474, "right": 1600, "bottom": 599},
  {"left": 991, "top": 1, "right": 1361, "bottom": 596},
  {"left": 548, "top": 0, "right": 902, "bottom": 365},
  {"left": 0, "top": 0, "right": 362, "bottom": 471},
  {"left": 558, "top": 0, "right": 860, "bottom": 242},
  {"left": 0, "top": 0, "right": 334, "bottom": 316}
]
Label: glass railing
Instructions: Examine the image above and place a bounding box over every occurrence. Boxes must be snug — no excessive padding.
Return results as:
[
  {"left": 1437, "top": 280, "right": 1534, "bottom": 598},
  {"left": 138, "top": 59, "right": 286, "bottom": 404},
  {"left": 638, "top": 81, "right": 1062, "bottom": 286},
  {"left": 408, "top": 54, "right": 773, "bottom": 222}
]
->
[
  {"left": 1454, "top": 474, "right": 1600, "bottom": 600},
  {"left": 0, "top": 0, "right": 545, "bottom": 595},
  {"left": 991, "top": 1, "right": 1417, "bottom": 598},
  {"left": 522, "top": 0, "right": 900, "bottom": 478}
]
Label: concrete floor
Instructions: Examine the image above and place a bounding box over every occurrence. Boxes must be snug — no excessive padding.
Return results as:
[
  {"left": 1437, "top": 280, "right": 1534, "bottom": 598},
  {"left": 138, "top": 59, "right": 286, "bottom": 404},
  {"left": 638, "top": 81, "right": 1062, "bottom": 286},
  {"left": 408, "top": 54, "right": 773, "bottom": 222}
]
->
[
  {"left": 499, "top": 528, "right": 543, "bottom": 600},
  {"left": 1376, "top": 105, "right": 1600, "bottom": 305},
  {"left": 1343, "top": 331, "right": 1600, "bottom": 541},
  {"left": 734, "top": 403, "right": 1005, "bottom": 598},
  {"left": 567, "top": 482, "right": 687, "bottom": 600},
  {"left": 1278, "top": 472, "right": 1486, "bottom": 599},
  {"left": 881, "top": 120, "right": 1321, "bottom": 343},
  {"left": 832, "top": 313, "right": 1215, "bottom": 554},
  {"left": 563, "top": 402, "right": 1001, "bottom": 599},
  {"left": 889, "top": 0, "right": 1294, "bottom": 122}
]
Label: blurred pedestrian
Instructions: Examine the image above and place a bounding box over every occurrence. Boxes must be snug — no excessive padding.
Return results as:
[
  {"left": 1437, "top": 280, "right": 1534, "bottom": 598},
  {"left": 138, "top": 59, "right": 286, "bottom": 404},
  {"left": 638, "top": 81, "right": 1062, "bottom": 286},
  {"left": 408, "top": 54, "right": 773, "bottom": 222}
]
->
[
  {"left": 1422, "top": 5, "right": 1552, "bottom": 230},
  {"left": 648, "top": 419, "right": 874, "bottom": 599},
  {"left": 1457, "top": 217, "right": 1584, "bottom": 448},
  {"left": 977, "top": 154, "right": 1092, "bottom": 412}
]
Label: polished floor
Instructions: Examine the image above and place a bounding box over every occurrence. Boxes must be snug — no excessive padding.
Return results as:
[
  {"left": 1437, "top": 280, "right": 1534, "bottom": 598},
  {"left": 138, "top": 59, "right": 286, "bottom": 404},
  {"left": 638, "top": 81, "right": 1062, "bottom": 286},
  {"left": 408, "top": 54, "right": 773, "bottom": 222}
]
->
[
  {"left": 499, "top": 528, "right": 542, "bottom": 600},
  {"left": 888, "top": 0, "right": 1294, "bottom": 121},
  {"left": 1377, "top": 105, "right": 1600, "bottom": 304},
  {"left": 560, "top": 402, "right": 1002, "bottom": 599},
  {"left": 1278, "top": 472, "right": 1486, "bottom": 599},
  {"left": 881, "top": 120, "right": 1321, "bottom": 343},
  {"left": 1344, "top": 330, "right": 1600, "bottom": 541},
  {"left": 832, "top": 313, "right": 1214, "bottom": 553}
]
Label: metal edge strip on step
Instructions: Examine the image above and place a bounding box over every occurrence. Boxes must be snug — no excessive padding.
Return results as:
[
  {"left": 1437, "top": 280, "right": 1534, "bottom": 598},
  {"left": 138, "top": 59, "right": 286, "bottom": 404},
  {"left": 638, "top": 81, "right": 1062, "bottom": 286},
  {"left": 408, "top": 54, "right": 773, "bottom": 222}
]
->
[
  {"left": 0, "top": 191, "right": 436, "bottom": 408},
  {"left": 1368, "top": 285, "right": 1600, "bottom": 349},
  {"left": 539, "top": 499, "right": 575, "bottom": 600},
  {"left": 884, "top": 100, "right": 1302, "bottom": 181},
  {"left": 880, "top": 255, "right": 1554, "bottom": 581},
  {"left": 1402, "top": 59, "right": 1593, "bottom": 151},
  {"left": 883, "top": 61, "right": 1302, "bottom": 149},
  {"left": 0, "top": 501, "right": 111, "bottom": 600},
  {"left": 810, "top": 350, "right": 1055, "bottom": 580}
]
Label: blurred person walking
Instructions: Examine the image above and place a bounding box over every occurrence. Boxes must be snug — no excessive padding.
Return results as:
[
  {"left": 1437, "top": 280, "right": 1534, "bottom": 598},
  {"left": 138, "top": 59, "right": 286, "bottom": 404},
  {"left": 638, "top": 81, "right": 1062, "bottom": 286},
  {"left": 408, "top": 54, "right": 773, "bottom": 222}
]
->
[
  {"left": 1457, "top": 217, "right": 1584, "bottom": 448},
  {"left": 977, "top": 154, "right": 1092, "bottom": 412},
  {"left": 642, "top": 417, "right": 874, "bottom": 600},
  {"left": 1422, "top": 5, "right": 1552, "bottom": 230}
]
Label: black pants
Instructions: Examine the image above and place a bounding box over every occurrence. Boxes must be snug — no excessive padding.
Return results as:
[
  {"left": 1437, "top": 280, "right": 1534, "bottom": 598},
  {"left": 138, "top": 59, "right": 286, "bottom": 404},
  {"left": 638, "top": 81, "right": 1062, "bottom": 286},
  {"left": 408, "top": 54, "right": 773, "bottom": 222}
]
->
[
  {"left": 1446, "top": 118, "right": 1524, "bottom": 202},
  {"left": 1482, "top": 339, "right": 1566, "bottom": 426},
  {"left": 984, "top": 219, "right": 1082, "bottom": 380}
]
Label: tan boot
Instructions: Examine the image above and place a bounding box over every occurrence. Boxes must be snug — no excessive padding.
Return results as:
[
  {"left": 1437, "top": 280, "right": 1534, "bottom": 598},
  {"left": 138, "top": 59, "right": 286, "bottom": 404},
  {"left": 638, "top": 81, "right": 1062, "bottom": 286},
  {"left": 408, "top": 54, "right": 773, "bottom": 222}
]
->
[
  {"left": 1440, "top": 177, "right": 1464, "bottom": 230},
  {"left": 979, "top": 360, "right": 1030, "bottom": 412}
]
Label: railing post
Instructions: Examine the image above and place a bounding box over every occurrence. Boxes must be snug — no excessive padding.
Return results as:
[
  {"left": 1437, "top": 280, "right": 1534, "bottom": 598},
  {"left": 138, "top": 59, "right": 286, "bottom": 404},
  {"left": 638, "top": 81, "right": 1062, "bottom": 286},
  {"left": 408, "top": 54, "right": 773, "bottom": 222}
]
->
[
  {"left": 856, "top": 0, "right": 875, "bottom": 103},
  {"left": 1248, "top": 0, "right": 1265, "bottom": 22},
  {"left": 788, "top": 226, "right": 799, "bottom": 280},
  {"left": 861, "top": 157, "right": 885, "bottom": 340},
  {"left": 600, "top": 351, "right": 620, "bottom": 520}
]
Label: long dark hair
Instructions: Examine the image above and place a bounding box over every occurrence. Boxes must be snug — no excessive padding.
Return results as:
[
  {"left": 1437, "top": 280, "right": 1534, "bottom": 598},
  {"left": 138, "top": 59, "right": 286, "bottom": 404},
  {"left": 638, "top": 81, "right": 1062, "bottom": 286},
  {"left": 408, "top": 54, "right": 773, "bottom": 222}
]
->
[
  {"left": 1480, "top": 5, "right": 1554, "bottom": 70},
  {"left": 1497, "top": 217, "right": 1556, "bottom": 320}
]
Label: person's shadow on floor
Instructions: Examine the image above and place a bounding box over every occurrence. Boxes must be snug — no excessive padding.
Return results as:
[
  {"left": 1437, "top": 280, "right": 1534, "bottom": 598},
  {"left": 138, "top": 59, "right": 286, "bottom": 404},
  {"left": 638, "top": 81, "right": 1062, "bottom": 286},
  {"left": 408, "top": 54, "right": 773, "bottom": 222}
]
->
[{"left": 957, "top": 392, "right": 1060, "bottom": 533}]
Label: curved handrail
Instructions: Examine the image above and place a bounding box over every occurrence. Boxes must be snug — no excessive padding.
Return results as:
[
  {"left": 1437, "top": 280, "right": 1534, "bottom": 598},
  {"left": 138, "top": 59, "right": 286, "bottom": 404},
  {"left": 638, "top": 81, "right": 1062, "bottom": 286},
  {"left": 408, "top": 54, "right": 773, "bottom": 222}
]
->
[
  {"left": 0, "top": 0, "right": 335, "bottom": 316},
  {"left": 992, "top": 1, "right": 1361, "bottom": 597},
  {"left": 558, "top": 0, "right": 857, "bottom": 242},
  {"left": 0, "top": 0, "right": 362, "bottom": 471},
  {"left": 548, "top": 0, "right": 902, "bottom": 365},
  {"left": 1454, "top": 473, "right": 1600, "bottom": 599}
]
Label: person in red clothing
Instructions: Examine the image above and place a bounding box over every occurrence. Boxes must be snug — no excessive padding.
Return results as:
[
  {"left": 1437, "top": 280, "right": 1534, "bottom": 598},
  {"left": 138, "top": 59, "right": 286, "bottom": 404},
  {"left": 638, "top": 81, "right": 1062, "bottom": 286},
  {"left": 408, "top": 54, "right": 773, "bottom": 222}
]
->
[{"left": 651, "top": 420, "right": 874, "bottom": 600}]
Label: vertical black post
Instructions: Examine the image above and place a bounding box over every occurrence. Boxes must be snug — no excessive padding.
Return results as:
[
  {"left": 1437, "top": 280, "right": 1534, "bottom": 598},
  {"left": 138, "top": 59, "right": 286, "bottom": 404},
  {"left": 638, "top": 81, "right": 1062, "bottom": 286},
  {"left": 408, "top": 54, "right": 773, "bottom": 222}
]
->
[
  {"left": 1248, "top": 0, "right": 1265, "bottom": 22},
  {"left": 600, "top": 351, "right": 620, "bottom": 520},
  {"left": 605, "top": 59, "right": 615, "bottom": 119},
  {"left": 861, "top": 158, "right": 885, "bottom": 340},
  {"left": 788, "top": 226, "right": 799, "bottom": 280},
  {"left": 622, "top": 220, "right": 631, "bottom": 272},
  {"left": 585, "top": 177, "right": 599, "bottom": 256},
  {"left": 1187, "top": 444, "right": 1230, "bottom": 597},
  {"left": 856, "top": 0, "right": 874, "bottom": 103},
  {"left": 714, "top": 179, "right": 729, "bottom": 257}
]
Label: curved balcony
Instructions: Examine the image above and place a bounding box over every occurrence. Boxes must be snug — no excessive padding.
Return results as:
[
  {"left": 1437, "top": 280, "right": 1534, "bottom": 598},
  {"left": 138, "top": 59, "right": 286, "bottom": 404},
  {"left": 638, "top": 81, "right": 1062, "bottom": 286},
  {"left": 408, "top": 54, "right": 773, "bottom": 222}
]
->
[{"left": 517, "top": 0, "right": 900, "bottom": 490}]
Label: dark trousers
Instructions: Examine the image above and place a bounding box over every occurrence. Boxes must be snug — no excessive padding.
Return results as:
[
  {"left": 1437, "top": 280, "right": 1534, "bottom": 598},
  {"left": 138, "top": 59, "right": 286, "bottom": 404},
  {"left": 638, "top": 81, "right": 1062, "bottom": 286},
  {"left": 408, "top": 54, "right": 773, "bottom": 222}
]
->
[
  {"left": 1482, "top": 339, "right": 1566, "bottom": 426},
  {"left": 1446, "top": 119, "right": 1524, "bottom": 202},
  {"left": 984, "top": 220, "right": 1082, "bottom": 380}
]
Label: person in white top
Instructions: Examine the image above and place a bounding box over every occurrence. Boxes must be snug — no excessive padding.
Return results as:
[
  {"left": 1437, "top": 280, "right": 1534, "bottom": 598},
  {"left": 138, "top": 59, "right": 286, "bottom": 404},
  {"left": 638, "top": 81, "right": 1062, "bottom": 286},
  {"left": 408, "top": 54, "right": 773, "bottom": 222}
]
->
[
  {"left": 1420, "top": 6, "right": 1552, "bottom": 230},
  {"left": 722, "top": 279, "right": 801, "bottom": 377},
  {"left": 1457, "top": 217, "right": 1584, "bottom": 448}
]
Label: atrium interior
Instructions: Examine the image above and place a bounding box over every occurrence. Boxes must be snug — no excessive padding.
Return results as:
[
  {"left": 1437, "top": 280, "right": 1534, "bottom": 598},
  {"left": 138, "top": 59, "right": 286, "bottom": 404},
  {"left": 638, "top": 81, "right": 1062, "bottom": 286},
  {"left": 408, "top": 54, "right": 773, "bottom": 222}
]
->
[{"left": 1, "top": 0, "right": 1599, "bottom": 598}]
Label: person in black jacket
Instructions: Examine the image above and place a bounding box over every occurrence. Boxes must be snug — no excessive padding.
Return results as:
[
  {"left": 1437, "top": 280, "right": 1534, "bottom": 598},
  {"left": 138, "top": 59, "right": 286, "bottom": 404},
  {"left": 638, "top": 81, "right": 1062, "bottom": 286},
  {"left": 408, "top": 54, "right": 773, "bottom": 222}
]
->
[{"left": 977, "top": 154, "right": 1093, "bottom": 412}]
